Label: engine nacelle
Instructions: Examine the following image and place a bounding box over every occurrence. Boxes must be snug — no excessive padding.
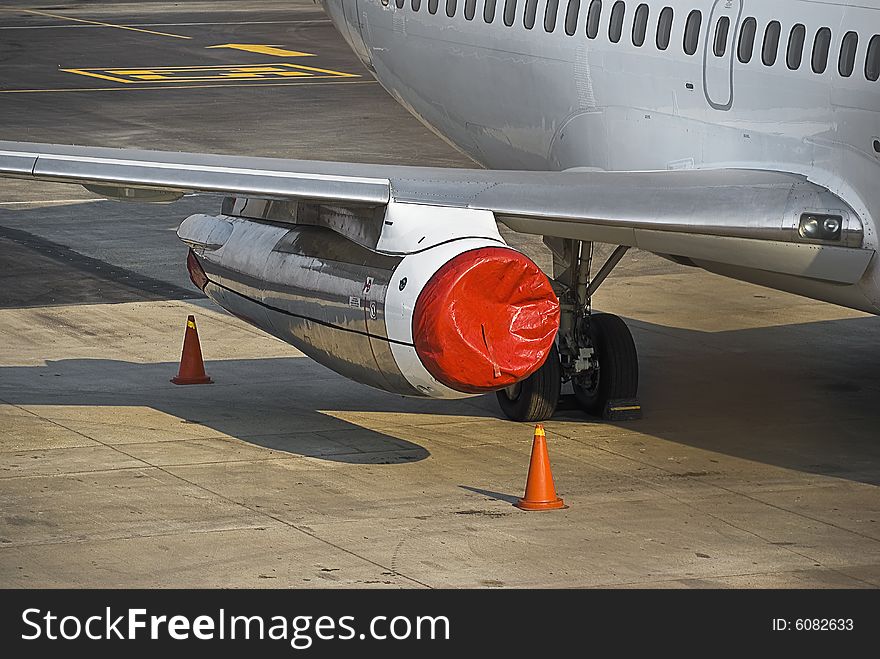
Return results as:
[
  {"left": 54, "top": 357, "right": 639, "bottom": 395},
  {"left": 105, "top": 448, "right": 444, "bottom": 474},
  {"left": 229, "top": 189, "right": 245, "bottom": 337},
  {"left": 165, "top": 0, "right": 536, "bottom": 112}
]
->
[{"left": 178, "top": 201, "right": 559, "bottom": 399}]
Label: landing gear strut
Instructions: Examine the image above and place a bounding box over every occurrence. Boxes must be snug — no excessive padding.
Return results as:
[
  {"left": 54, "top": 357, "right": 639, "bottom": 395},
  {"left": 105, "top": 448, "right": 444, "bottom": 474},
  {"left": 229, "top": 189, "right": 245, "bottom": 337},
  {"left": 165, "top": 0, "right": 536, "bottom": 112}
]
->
[{"left": 495, "top": 239, "right": 640, "bottom": 422}]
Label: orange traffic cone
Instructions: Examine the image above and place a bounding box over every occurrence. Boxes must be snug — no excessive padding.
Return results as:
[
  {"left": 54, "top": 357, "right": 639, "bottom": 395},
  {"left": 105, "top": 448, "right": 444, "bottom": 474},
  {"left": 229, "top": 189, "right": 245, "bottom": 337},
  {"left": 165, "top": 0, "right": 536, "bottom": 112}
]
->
[
  {"left": 515, "top": 424, "right": 566, "bottom": 510},
  {"left": 171, "top": 315, "right": 213, "bottom": 385}
]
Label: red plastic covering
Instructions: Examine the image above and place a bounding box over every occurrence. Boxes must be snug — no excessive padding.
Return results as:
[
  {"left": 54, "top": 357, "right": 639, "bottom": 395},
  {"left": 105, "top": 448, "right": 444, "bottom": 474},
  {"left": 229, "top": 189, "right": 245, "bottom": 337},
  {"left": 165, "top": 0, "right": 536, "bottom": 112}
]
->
[
  {"left": 412, "top": 247, "right": 560, "bottom": 393},
  {"left": 186, "top": 248, "right": 209, "bottom": 291}
]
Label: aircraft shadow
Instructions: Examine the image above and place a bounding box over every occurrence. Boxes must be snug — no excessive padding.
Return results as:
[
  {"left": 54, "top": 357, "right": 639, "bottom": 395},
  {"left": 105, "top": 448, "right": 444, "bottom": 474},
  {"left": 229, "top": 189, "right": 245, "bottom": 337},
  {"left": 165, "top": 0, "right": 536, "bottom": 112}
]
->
[
  {"left": 1, "top": 306, "right": 880, "bottom": 480},
  {"left": 0, "top": 356, "right": 498, "bottom": 465},
  {"left": 0, "top": 199, "right": 206, "bottom": 309},
  {"left": 579, "top": 314, "right": 880, "bottom": 487}
]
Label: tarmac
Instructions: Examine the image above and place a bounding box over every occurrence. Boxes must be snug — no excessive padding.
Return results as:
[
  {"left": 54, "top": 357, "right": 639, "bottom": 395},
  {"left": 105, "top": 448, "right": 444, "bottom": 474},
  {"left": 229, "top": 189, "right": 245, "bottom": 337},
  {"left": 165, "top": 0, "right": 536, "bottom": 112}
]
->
[{"left": 0, "top": 1, "right": 878, "bottom": 588}]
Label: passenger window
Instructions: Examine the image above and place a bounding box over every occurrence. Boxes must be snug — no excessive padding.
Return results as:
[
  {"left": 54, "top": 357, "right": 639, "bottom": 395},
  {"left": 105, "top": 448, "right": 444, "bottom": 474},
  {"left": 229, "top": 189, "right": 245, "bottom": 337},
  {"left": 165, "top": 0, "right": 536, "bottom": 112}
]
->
[
  {"left": 656, "top": 7, "right": 673, "bottom": 51},
  {"left": 396, "top": 0, "right": 405, "bottom": 8},
  {"left": 412, "top": 0, "right": 421, "bottom": 11},
  {"left": 465, "top": 0, "right": 477, "bottom": 19},
  {"left": 524, "top": 0, "right": 538, "bottom": 28},
  {"left": 714, "top": 16, "right": 730, "bottom": 57},
  {"left": 867, "top": 35, "right": 880, "bottom": 81},
  {"left": 763, "top": 21, "right": 781, "bottom": 66},
  {"left": 428, "top": 0, "right": 438, "bottom": 14},
  {"left": 632, "top": 4, "right": 648, "bottom": 47},
  {"left": 609, "top": 1, "right": 625, "bottom": 43},
  {"left": 503, "top": 0, "right": 516, "bottom": 25},
  {"left": 738, "top": 17, "right": 757, "bottom": 63},
  {"left": 484, "top": 0, "right": 497, "bottom": 22},
  {"left": 787, "top": 24, "right": 806, "bottom": 70},
  {"left": 812, "top": 28, "right": 831, "bottom": 74},
  {"left": 447, "top": 0, "right": 458, "bottom": 17},
  {"left": 586, "top": 0, "right": 602, "bottom": 39},
  {"left": 545, "top": 0, "right": 559, "bottom": 32},
  {"left": 565, "top": 0, "right": 580, "bottom": 36},
  {"left": 839, "top": 31, "right": 858, "bottom": 77},
  {"left": 683, "top": 10, "right": 701, "bottom": 56}
]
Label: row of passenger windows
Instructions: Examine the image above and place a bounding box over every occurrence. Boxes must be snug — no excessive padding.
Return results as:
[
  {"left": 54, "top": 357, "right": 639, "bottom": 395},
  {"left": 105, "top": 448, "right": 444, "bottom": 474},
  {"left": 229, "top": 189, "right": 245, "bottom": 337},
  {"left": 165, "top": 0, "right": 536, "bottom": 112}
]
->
[{"left": 392, "top": 0, "right": 880, "bottom": 82}]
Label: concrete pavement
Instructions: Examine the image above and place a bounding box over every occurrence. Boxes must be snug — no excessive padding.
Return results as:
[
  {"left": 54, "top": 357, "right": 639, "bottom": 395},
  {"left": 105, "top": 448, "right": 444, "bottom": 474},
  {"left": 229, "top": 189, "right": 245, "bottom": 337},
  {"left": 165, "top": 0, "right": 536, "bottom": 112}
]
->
[{"left": 0, "top": 1, "right": 878, "bottom": 588}]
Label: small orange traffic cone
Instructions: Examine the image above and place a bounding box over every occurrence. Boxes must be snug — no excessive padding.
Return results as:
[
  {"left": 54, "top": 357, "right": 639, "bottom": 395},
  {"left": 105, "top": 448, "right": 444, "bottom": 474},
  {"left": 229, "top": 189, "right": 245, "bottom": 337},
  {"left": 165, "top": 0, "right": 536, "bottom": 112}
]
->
[
  {"left": 171, "top": 315, "right": 213, "bottom": 385},
  {"left": 515, "top": 424, "right": 566, "bottom": 510}
]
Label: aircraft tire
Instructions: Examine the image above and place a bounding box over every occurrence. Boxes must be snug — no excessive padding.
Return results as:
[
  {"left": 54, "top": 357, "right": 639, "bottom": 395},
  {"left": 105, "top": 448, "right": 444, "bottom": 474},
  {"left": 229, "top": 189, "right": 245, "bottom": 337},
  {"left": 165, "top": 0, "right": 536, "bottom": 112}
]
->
[
  {"left": 573, "top": 313, "right": 639, "bottom": 415},
  {"left": 495, "top": 343, "right": 561, "bottom": 422}
]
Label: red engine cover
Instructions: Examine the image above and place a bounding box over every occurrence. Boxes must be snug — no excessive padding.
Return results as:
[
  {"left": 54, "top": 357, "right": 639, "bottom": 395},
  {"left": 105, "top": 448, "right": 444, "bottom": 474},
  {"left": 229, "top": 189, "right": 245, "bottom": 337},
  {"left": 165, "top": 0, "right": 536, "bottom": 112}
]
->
[{"left": 412, "top": 247, "right": 560, "bottom": 394}]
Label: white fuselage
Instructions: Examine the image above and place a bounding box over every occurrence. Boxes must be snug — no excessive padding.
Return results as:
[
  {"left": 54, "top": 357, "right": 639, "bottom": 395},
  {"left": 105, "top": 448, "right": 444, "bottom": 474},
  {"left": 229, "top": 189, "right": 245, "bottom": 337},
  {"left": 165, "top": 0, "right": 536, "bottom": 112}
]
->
[{"left": 322, "top": 0, "right": 880, "bottom": 311}]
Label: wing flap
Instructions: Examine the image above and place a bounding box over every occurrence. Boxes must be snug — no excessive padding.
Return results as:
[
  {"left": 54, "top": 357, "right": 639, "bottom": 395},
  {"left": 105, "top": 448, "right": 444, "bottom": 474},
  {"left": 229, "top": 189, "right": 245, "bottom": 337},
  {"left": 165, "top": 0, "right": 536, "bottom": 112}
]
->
[
  {"left": 0, "top": 142, "right": 391, "bottom": 206},
  {"left": 0, "top": 140, "right": 873, "bottom": 285}
]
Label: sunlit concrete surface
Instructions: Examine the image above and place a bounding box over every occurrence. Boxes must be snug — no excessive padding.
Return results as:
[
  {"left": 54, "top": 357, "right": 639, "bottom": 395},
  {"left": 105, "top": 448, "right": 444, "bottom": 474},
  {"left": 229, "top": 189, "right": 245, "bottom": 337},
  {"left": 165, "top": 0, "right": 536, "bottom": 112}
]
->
[{"left": 1, "top": 1, "right": 879, "bottom": 588}]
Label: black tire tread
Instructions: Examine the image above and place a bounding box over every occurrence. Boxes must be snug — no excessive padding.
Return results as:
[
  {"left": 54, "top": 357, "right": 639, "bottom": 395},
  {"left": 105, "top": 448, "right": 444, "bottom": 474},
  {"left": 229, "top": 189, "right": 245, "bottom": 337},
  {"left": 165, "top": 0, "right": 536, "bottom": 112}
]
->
[
  {"left": 592, "top": 313, "right": 638, "bottom": 401},
  {"left": 575, "top": 313, "right": 639, "bottom": 414},
  {"left": 495, "top": 343, "right": 561, "bottom": 422}
]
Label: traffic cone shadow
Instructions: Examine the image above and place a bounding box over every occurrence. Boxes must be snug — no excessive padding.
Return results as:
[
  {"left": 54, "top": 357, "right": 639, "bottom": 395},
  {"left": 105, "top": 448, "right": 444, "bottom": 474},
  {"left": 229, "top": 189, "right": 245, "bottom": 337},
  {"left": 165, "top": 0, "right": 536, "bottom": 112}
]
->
[
  {"left": 515, "top": 424, "right": 567, "bottom": 511},
  {"left": 171, "top": 315, "right": 213, "bottom": 385}
]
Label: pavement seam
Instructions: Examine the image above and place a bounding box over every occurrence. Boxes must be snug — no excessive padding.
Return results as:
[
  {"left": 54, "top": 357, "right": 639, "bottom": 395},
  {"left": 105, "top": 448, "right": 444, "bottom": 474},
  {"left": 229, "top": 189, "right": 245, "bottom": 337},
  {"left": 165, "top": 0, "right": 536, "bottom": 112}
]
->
[
  {"left": 558, "top": 429, "right": 880, "bottom": 542},
  {"left": 0, "top": 448, "right": 428, "bottom": 477},
  {"left": 0, "top": 395, "right": 431, "bottom": 588},
  {"left": 0, "top": 398, "right": 157, "bottom": 471},
  {"left": 587, "top": 564, "right": 880, "bottom": 588},
  {"left": 0, "top": 524, "right": 285, "bottom": 550},
  {"left": 157, "top": 465, "right": 433, "bottom": 589},
  {"left": 0, "top": 80, "right": 378, "bottom": 95},
  {"left": 551, "top": 429, "right": 880, "bottom": 587}
]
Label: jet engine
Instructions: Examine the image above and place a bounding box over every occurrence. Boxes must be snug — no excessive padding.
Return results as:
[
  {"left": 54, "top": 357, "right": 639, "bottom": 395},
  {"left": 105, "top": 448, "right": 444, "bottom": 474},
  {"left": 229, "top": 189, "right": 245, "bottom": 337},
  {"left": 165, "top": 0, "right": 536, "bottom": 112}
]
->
[{"left": 178, "top": 199, "right": 559, "bottom": 399}]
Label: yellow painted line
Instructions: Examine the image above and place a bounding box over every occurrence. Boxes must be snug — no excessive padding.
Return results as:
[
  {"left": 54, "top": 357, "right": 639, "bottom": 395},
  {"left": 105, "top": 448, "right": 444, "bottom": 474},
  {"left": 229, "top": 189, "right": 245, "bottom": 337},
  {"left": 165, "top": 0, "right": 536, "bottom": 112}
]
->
[
  {"left": 124, "top": 72, "right": 312, "bottom": 81},
  {"left": 61, "top": 63, "right": 357, "bottom": 84},
  {"left": 0, "top": 19, "right": 332, "bottom": 30},
  {"left": 61, "top": 69, "right": 131, "bottom": 84},
  {"left": 112, "top": 66, "right": 287, "bottom": 74},
  {"left": 76, "top": 63, "right": 303, "bottom": 72},
  {"left": 206, "top": 44, "right": 315, "bottom": 57},
  {"left": 609, "top": 406, "right": 642, "bottom": 412},
  {"left": 0, "top": 200, "right": 104, "bottom": 206},
  {"left": 14, "top": 8, "right": 192, "bottom": 40},
  {"left": 276, "top": 63, "right": 360, "bottom": 78},
  {"left": 0, "top": 80, "right": 378, "bottom": 94}
]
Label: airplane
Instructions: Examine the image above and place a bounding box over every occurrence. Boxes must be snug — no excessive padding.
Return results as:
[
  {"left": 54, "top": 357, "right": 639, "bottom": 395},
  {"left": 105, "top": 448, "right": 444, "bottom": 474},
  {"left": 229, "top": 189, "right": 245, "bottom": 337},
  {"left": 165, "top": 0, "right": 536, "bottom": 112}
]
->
[{"left": 1, "top": 0, "right": 879, "bottom": 423}]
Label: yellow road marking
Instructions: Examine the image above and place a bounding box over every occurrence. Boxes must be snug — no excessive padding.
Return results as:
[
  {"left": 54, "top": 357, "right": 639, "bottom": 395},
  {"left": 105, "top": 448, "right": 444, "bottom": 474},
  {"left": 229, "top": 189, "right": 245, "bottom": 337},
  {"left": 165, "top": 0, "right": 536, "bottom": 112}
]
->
[
  {"left": 12, "top": 8, "right": 192, "bottom": 40},
  {"left": 0, "top": 80, "right": 377, "bottom": 94},
  {"left": 206, "top": 44, "right": 314, "bottom": 57},
  {"left": 276, "top": 63, "right": 360, "bottom": 77},
  {"left": 609, "top": 405, "right": 642, "bottom": 412},
  {"left": 61, "top": 69, "right": 131, "bottom": 84},
  {"left": 61, "top": 63, "right": 358, "bottom": 84},
  {"left": 0, "top": 19, "right": 332, "bottom": 31},
  {"left": 113, "top": 66, "right": 287, "bottom": 74},
  {"left": 0, "top": 200, "right": 104, "bottom": 206},
  {"left": 81, "top": 64, "right": 312, "bottom": 71},
  {"left": 129, "top": 72, "right": 311, "bottom": 81}
]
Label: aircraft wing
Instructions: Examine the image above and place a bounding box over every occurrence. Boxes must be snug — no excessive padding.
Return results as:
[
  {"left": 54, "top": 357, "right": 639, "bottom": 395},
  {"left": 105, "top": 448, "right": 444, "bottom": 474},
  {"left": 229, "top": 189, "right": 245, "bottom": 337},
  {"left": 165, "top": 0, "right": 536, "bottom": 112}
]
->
[{"left": 0, "top": 140, "right": 871, "bottom": 284}]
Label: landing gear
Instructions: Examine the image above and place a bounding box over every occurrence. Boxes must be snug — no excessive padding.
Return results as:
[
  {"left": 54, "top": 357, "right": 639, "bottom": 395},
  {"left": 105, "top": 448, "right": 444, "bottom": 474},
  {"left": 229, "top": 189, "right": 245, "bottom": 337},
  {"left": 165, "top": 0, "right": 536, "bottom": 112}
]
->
[
  {"left": 571, "top": 313, "right": 639, "bottom": 415},
  {"left": 495, "top": 240, "right": 641, "bottom": 422},
  {"left": 495, "top": 344, "right": 561, "bottom": 422}
]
